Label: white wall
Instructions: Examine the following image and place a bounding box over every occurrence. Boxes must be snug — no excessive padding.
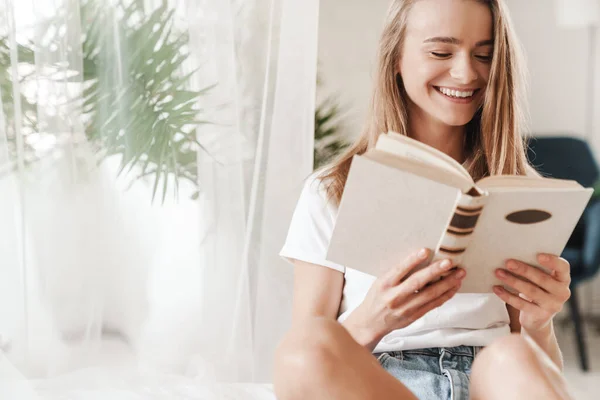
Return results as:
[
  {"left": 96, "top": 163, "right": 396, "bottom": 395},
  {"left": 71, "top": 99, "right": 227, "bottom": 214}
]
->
[
  {"left": 318, "top": 0, "right": 600, "bottom": 151},
  {"left": 506, "top": 0, "right": 600, "bottom": 143},
  {"left": 317, "top": 0, "right": 390, "bottom": 139}
]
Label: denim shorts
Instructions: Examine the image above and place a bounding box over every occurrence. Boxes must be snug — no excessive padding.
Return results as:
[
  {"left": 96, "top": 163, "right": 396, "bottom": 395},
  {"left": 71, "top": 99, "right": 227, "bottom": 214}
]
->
[{"left": 375, "top": 345, "right": 482, "bottom": 400}]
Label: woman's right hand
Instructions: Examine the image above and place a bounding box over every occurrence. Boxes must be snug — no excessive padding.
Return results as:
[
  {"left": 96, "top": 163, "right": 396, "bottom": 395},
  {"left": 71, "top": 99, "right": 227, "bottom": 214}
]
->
[{"left": 342, "top": 248, "right": 466, "bottom": 351}]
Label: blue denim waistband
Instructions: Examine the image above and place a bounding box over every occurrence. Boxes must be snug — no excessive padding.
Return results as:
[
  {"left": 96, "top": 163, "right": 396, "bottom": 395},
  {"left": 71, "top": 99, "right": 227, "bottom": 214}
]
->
[{"left": 382, "top": 345, "right": 482, "bottom": 359}]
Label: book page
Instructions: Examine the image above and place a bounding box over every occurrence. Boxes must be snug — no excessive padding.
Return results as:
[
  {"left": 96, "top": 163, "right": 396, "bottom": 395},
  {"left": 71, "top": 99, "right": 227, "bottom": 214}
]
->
[
  {"left": 476, "top": 175, "right": 582, "bottom": 190},
  {"left": 364, "top": 150, "right": 474, "bottom": 193},
  {"left": 382, "top": 132, "right": 473, "bottom": 182}
]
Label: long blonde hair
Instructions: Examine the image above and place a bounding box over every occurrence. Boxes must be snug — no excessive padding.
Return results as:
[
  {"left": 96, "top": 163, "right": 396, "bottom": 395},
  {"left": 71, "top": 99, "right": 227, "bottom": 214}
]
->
[{"left": 317, "top": 0, "right": 530, "bottom": 206}]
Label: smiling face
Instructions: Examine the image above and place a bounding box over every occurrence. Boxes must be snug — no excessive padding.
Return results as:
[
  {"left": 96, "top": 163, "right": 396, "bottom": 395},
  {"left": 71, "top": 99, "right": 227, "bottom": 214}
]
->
[{"left": 399, "top": 0, "right": 494, "bottom": 127}]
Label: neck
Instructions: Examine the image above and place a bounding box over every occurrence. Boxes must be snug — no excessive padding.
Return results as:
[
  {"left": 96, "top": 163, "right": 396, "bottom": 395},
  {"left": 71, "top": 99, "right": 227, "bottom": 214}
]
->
[{"left": 407, "top": 107, "right": 466, "bottom": 164}]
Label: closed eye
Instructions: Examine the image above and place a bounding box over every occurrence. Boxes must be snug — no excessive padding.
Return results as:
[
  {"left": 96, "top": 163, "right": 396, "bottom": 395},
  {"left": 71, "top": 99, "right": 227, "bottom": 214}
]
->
[
  {"left": 430, "top": 52, "right": 451, "bottom": 59},
  {"left": 475, "top": 54, "right": 493, "bottom": 63}
]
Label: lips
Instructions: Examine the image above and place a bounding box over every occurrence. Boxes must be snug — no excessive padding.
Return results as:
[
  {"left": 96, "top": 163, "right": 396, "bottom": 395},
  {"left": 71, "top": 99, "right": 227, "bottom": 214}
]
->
[{"left": 434, "top": 86, "right": 481, "bottom": 103}]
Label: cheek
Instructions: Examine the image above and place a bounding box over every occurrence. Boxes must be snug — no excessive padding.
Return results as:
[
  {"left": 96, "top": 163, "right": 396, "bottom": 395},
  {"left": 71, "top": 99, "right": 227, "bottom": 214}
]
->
[
  {"left": 401, "top": 61, "right": 441, "bottom": 96},
  {"left": 477, "top": 64, "right": 492, "bottom": 85}
]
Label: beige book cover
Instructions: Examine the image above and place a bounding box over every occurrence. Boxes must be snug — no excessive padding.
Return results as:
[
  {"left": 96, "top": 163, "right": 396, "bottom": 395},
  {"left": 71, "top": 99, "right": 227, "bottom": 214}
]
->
[{"left": 325, "top": 132, "right": 593, "bottom": 293}]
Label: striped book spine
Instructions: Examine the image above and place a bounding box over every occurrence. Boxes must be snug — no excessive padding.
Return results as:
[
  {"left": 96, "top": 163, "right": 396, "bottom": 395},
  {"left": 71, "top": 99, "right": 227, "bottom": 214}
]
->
[{"left": 433, "top": 192, "right": 488, "bottom": 267}]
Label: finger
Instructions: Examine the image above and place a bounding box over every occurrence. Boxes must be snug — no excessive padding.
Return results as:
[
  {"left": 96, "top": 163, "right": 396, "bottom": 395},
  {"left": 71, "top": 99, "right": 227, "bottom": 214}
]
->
[
  {"left": 495, "top": 269, "right": 558, "bottom": 310},
  {"left": 537, "top": 254, "right": 571, "bottom": 284},
  {"left": 393, "top": 258, "right": 456, "bottom": 298},
  {"left": 397, "top": 268, "right": 465, "bottom": 312},
  {"left": 493, "top": 285, "right": 540, "bottom": 314},
  {"left": 504, "top": 260, "right": 566, "bottom": 298},
  {"left": 382, "top": 248, "right": 431, "bottom": 288},
  {"left": 408, "top": 284, "right": 460, "bottom": 322}
]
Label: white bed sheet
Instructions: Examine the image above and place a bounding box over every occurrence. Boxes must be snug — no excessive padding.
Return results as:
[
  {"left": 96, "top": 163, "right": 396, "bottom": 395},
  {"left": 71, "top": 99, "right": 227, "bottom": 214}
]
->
[{"left": 1, "top": 366, "right": 276, "bottom": 400}]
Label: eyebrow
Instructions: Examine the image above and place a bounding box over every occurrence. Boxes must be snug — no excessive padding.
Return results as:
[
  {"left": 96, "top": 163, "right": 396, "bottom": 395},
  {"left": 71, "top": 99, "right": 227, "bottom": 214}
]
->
[{"left": 423, "top": 37, "right": 494, "bottom": 47}]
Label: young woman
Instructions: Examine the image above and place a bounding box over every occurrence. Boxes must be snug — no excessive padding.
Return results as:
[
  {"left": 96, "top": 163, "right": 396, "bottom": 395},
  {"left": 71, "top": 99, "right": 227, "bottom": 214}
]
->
[{"left": 274, "top": 0, "right": 573, "bottom": 399}]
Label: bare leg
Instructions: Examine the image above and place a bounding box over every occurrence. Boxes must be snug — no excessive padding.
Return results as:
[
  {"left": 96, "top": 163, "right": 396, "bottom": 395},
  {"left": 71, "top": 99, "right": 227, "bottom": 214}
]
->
[
  {"left": 274, "top": 318, "right": 574, "bottom": 400},
  {"left": 273, "top": 317, "right": 417, "bottom": 400},
  {"left": 470, "top": 334, "right": 574, "bottom": 400}
]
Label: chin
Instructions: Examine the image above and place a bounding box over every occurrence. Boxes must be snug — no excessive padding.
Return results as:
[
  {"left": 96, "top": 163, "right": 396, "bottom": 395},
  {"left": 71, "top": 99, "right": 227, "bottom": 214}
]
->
[{"left": 439, "top": 114, "right": 476, "bottom": 127}]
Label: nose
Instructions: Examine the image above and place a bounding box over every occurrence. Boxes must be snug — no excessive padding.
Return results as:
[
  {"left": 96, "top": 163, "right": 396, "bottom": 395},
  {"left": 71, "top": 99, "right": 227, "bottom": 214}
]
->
[{"left": 449, "top": 54, "right": 478, "bottom": 84}]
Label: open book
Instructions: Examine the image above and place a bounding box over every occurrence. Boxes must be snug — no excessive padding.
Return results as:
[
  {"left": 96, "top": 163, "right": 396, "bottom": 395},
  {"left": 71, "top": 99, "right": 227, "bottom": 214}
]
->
[{"left": 325, "top": 132, "right": 593, "bottom": 293}]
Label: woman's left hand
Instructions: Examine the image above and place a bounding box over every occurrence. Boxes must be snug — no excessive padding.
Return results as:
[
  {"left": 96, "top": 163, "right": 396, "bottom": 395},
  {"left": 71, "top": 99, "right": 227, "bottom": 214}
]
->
[{"left": 493, "top": 254, "right": 571, "bottom": 332}]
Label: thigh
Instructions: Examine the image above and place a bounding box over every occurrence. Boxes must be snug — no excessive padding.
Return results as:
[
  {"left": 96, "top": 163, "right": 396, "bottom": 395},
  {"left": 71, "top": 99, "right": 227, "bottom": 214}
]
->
[
  {"left": 274, "top": 318, "right": 420, "bottom": 400},
  {"left": 470, "top": 334, "right": 573, "bottom": 400}
]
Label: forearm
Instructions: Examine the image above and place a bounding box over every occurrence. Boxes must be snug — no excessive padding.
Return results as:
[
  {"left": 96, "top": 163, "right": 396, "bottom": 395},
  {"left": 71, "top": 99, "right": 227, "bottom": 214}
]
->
[{"left": 522, "top": 321, "right": 564, "bottom": 370}]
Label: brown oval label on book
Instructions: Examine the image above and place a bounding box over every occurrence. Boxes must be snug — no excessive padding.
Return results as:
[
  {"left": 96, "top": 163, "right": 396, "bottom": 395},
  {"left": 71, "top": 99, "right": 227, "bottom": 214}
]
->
[{"left": 505, "top": 209, "right": 552, "bottom": 224}]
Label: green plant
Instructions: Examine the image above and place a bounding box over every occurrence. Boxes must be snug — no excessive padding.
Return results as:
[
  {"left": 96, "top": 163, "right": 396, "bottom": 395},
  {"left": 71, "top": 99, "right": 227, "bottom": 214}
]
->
[
  {"left": 0, "top": 2, "right": 348, "bottom": 200},
  {"left": 0, "top": 39, "right": 38, "bottom": 166},
  {"left": 81, "top": 0, "right": 216, "bottom": 202},
  {"left": 314, "top": 96, "right": 349, "bottom": 169},
  {"left": 0, "top": 0, "right": 213, "bottom": 202}
]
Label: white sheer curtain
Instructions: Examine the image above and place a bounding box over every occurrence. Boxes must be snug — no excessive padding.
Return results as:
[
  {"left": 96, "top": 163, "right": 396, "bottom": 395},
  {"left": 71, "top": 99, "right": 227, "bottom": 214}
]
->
[{"left": 0, "top": 0, "right": 318, "bottom": 394}]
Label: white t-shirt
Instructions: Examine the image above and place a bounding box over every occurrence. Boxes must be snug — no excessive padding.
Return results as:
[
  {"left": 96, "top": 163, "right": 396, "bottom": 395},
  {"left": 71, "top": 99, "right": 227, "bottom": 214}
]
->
[{"left": 279, "top": 174, "right": 511, "bottom": 353}]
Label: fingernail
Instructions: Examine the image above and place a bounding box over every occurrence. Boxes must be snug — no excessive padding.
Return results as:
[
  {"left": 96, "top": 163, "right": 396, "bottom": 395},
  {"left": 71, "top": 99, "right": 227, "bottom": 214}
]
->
[
  {"left": 440, "top": 260, "right": 452, "bottom": 270},
  {"left": 493, "top": 286, "right": 503, "bottom": 295},
  {"left": 506, "top": 261, "right": 517, "bottom": 271},
  {"left": 497, "top": 269, "right": 507, "bottom": 278},
  {"left": 419, "top": 248, "right": 428, "bottom": 258},
  {"left": 538, "top": 254, "right": 550, "bottom": 263},
  {"left": 455, "top": 269, "right": 466, "bottom": 279}
]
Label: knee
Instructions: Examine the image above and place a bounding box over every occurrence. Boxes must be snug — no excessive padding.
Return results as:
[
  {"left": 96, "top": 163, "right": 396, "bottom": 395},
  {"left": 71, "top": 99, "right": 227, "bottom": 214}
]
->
[
  {"left": 482, "top": 334, "right": 531, "bottom": 362},
  {"left": 273, "top": 318, "right": 346, "bottom": 399},
  {"left": 474, "top": 334, "right": 535, "bottom": 374},
  {"left": 472, "top": 333, "right": 555, "bottom": 390},
  {"left": 274, "top": 317, "right": 346, "bottom": 371},
  {"left": 470, "top": 334, "right": 532, "bottom": 399},
  {"left": 276, "top": 317, "right": 349, "bottom": 359},
  {"left": 471, "top": 334, "right": 570, "bottom": 400}
]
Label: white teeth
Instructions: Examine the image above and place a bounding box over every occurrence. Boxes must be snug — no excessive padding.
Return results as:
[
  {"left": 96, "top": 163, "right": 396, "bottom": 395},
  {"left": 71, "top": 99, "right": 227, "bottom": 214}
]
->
[{"left": 438, "top": 87, "right": 475, "bottom": 98}]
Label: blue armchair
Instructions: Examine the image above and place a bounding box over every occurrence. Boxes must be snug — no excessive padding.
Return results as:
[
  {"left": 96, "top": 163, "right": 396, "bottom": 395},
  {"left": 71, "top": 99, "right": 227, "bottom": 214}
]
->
[{"left": 527, "top": 136, "right": 600, "bottom": 371}]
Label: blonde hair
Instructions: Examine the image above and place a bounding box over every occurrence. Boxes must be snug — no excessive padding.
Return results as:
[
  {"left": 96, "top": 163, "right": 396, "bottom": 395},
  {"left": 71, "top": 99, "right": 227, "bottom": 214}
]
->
[{"left": 316, "top": 0, "right": 530, "bottom": 206}]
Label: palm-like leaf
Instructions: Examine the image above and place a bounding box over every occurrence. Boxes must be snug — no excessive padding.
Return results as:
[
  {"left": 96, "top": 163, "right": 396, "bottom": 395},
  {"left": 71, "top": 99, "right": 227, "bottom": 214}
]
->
[
  {"left": 80, "top": 0, "right": 213, "bottom": 202},
  {"left": 0, "top": 39, "right": 38, "bottom": 166},
  {"left": 314, "top": 97, "right": 348, "bottom": 169},
  {"left": 0, "top": 0, "right": 214, "bottom": 203}
]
